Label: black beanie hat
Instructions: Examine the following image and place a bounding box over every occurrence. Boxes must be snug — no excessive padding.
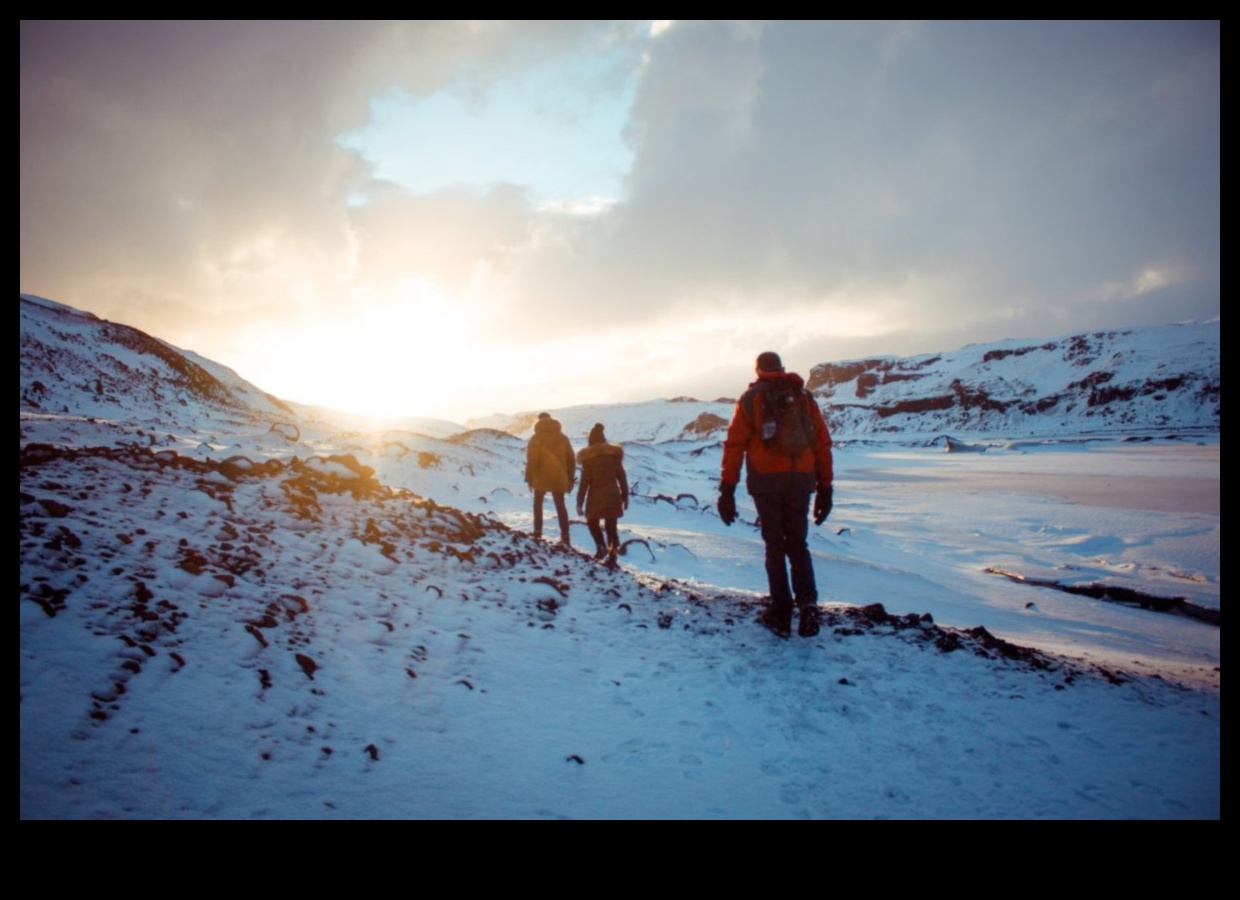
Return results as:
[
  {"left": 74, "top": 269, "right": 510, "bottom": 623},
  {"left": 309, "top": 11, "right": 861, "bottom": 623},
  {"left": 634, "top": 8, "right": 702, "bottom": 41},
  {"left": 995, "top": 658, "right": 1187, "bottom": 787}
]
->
[
  {"left": 588, "top": 423, "right": 606, "bottom": 444},
  {"left": 756, "top": 351, "right": 784, "bottom": 373}
]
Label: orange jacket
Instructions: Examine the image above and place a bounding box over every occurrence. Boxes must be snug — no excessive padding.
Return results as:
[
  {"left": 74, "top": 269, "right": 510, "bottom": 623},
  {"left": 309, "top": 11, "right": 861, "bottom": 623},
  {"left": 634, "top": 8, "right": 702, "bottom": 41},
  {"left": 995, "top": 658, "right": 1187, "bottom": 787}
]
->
[{"left": 721, "top": 371, "right": 833, "bottom": 495}]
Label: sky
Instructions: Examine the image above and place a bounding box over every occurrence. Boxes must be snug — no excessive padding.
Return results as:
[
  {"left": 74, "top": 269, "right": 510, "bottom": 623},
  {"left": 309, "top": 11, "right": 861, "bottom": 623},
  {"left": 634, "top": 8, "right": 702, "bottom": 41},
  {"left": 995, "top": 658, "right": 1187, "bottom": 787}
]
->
[
  {"left": 19, "top": 296, "right": 1220, "bottom": 817},
  {"left": 19, "top": 20, "right": 1220, "bottom": 421}
]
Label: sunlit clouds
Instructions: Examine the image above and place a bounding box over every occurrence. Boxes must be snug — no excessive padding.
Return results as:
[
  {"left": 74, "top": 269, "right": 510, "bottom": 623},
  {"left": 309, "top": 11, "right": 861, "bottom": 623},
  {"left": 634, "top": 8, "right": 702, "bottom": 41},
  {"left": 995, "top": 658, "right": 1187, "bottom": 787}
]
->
[
  {"left": 20, "top": 21, "right": 1219, "bottom": 420},
  {"left": 1099, "top": 266, "right": 1177, "bottom": 302}
]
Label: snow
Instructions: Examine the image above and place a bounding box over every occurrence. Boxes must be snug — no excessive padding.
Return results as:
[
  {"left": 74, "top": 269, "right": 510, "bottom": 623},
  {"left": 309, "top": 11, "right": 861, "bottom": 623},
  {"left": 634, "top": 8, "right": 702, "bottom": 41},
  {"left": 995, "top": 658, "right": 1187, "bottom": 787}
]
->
[
  {"left": 19, "top": 426, "right": 1219, "bottom": 819},
  {"left": 19, "top": 303, "right": 1220, "bottom": 819}
]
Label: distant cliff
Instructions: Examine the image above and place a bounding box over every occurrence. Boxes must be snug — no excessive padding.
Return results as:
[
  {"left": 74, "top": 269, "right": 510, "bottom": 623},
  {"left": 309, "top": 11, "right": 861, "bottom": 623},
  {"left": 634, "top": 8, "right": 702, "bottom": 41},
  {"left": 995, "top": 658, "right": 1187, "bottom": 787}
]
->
[{"left": 806, "top": 321, "right": 1219, "bottom": 437}]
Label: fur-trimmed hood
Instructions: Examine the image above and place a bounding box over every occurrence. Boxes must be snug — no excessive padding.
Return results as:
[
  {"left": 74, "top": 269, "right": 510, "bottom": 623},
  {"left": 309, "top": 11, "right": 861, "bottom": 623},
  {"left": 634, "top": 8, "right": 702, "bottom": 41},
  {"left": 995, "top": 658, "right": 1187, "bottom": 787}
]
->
[
  {"left": 533, "top": 415, "right": 565, "bottom": 437},
  {"left": 577, "top": 442, "right": 623, "bottom": 464}
]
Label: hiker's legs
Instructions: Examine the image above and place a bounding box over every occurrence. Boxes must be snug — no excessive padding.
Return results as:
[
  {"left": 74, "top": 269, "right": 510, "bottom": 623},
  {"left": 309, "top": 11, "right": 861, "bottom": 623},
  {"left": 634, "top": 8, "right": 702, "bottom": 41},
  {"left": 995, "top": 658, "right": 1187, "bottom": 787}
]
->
[
  {"left": 552, "top": 492, "right": 570, "bottom": 543},
  {"left": 587, "top": 519, "right": 606, "bottom": 555},
  {"left": 753, "top": 492, "right": 798, "bottom": 617},
  {"left": 532, "top": 489, "right": 546, "bottom": 537},
  {"left": 784, "top": 491, "right": 817, "bottom": 605},
  {"left": 604, "top": 518, "right": 619, "bottom": 564}
]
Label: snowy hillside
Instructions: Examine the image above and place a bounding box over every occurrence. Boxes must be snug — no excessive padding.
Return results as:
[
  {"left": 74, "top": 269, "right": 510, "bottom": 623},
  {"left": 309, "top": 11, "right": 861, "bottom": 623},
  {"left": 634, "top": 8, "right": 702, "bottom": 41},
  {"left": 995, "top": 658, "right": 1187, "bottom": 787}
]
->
[
  {"left": 20, "top": 293, "right": 295, "bottom": 430},
  {"left": 471, "top": 323, "right": 1220, "bottom": 442},
  {"left": 468, "top": 398, "right": 736, "bottom": 444},
  {"left": 808, "top": 321, "right": 1220, "bottom": 438},
  {"left": 20, "top": 295, "right": 1219, "bottom": 818},
  {"left": 21, "top": 293, "right": 1219, "bottom": 445}
]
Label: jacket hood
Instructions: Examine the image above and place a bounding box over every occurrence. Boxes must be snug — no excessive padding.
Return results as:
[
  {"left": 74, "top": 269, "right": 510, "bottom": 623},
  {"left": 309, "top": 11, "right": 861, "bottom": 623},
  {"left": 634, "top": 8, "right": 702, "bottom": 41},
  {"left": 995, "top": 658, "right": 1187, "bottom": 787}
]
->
[
  {"left": 751, "top": 370, "right": 805, "bottom": 390},
  {"left": 577, "top": 442, "right": 623, "bottom": 463},
  {"left": 533, "top": 416, "right": 563, "bottom": 436}
]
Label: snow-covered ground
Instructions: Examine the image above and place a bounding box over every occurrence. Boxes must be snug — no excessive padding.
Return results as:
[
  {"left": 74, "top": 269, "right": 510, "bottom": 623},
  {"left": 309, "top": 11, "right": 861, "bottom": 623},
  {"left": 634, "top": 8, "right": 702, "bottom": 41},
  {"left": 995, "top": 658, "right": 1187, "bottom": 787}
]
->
[{"left": 20, "top": 405, "right": 1219, "bottom": 819}]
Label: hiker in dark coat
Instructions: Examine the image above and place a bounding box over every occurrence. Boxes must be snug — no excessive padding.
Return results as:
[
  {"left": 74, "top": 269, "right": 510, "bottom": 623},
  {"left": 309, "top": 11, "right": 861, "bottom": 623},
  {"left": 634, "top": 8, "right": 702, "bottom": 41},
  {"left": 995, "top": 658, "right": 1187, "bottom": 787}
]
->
[
  {"left": 576, "top": 422, "right": 628, "bottom": 565},
  {"left": 525, "top": 412, "right": 575, "bottom": 545}
]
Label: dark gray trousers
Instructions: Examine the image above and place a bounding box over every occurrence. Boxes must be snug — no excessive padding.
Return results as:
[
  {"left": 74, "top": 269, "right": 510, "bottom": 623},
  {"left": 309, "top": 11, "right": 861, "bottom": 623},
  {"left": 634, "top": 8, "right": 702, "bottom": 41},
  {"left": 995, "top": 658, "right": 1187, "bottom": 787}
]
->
[{"left": 753, "top": 491, "right": 817, "bottom": 615}]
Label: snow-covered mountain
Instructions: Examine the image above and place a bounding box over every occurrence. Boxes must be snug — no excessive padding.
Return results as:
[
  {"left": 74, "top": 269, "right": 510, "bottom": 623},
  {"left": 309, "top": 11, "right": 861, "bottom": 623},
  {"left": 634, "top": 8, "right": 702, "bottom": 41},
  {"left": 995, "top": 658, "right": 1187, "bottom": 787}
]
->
[
  {"left": 470, "top": 322, "right": 1220, "bottom": 442},
  {"left": 808, "top": 322, "right": 1220, "bottom": 438},
  {"left": 22, "top": 293, "right": 1219, "bottom": 444}
]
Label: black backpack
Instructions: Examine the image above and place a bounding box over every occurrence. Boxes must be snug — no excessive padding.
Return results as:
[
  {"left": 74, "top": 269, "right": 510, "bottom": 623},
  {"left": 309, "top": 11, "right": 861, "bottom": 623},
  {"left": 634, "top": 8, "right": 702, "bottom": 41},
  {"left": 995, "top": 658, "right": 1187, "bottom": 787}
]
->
[{"left": 759, "top": 381, "right": 815, "bottom": 458}]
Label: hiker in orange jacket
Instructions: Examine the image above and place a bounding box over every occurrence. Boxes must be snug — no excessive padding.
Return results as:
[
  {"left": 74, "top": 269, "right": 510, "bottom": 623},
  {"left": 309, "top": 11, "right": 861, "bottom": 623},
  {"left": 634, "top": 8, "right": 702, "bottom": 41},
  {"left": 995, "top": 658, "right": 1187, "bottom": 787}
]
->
[{"left": 719, "top": 351, "right": 834, "bottom": 638}]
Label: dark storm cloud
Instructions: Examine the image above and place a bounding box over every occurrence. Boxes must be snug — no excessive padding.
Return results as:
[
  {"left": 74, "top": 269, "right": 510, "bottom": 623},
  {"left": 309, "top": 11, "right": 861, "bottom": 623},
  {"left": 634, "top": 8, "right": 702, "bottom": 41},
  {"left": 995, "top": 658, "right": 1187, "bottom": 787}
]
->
[{"left": 505, "top": 21, "right": 1219, "bottom": 345}]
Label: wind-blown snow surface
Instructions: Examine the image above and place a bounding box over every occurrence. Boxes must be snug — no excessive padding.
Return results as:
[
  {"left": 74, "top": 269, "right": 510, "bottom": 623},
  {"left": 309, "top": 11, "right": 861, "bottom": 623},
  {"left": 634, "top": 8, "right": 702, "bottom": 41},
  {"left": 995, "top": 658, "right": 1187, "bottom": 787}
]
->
[{"left": 20, "top": 297, "right": 1219, "bottom": 819}]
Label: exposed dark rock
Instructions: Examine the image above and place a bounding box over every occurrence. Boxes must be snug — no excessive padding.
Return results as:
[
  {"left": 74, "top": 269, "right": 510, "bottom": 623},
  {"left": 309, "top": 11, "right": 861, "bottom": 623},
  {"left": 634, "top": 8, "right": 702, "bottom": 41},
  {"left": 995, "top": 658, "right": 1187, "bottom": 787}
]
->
[
  {"left": 295, "top": 653, "right": 318, "bottom": 679},
  {"left": 985, "top": 567, "right": 1219, "bottom": 626},
  {"left": 681, "top": 412, "right": 729, "bottom": 438}
]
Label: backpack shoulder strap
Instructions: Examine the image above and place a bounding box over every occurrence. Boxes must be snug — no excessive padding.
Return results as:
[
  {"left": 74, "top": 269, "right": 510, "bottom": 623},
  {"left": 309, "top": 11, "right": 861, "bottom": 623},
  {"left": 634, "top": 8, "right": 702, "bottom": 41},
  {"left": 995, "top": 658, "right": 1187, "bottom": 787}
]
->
[{"left": 739, "top": 384, "right": 762, "bottom": 425}]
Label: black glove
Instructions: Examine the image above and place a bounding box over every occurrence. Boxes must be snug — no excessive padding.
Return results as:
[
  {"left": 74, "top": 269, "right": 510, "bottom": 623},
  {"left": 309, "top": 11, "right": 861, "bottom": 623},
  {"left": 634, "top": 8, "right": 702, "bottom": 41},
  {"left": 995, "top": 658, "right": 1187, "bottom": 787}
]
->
[
  {"left": 813, "top": 486, "right": 833, "bottom": 525},
  {"left": 717, "top": 482, "right": 737, "bottom": 526}
]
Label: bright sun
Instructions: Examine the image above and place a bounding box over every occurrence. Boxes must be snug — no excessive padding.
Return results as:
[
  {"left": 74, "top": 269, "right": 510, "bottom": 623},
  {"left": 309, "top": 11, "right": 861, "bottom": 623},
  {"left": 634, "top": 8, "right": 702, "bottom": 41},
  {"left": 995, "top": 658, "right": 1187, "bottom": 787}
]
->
[{"left": 230, "top": 280, "right": 474, "bottom": 421}]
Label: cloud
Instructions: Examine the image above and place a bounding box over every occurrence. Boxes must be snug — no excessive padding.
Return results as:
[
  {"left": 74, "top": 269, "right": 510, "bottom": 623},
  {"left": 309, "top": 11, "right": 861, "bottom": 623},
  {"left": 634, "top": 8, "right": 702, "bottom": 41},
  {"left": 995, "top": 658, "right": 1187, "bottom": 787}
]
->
[
  {"left": 20, "top": 21, "right": 1220, "bottom": 418},
  {"left": 497, "top": 22, "right": 1219, "bottom": 344}
]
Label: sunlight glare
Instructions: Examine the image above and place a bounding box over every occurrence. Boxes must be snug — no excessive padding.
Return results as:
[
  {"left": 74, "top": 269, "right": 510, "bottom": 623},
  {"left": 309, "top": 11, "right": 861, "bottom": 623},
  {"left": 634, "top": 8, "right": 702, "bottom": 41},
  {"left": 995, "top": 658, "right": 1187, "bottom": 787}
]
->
[{"left": 230, "top": 279, "right": 474, "bottom": 420}]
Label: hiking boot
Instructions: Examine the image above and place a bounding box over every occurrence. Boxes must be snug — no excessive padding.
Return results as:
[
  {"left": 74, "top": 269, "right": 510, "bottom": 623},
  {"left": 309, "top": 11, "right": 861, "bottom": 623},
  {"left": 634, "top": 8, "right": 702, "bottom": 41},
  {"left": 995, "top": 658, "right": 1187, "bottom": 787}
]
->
[
  {"left": 758, "top": 607, "right": 792, "bottom": 638},
  {"left": 593, "top": 545, "right": 607, "bottom": 561},
  {"left": 798, "top": 603, "right": 820, "bottom": 638}
]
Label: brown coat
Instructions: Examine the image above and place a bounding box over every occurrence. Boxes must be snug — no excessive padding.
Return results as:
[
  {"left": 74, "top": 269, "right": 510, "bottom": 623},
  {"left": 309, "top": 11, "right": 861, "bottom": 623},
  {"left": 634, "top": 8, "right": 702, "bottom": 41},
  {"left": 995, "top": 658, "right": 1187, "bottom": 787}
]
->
[
  {"left": 525, "top": 416, "right": 575, "bottom": 493},
  {"left": 576, "top": 442, "right": 628, "bottom": 519}
]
